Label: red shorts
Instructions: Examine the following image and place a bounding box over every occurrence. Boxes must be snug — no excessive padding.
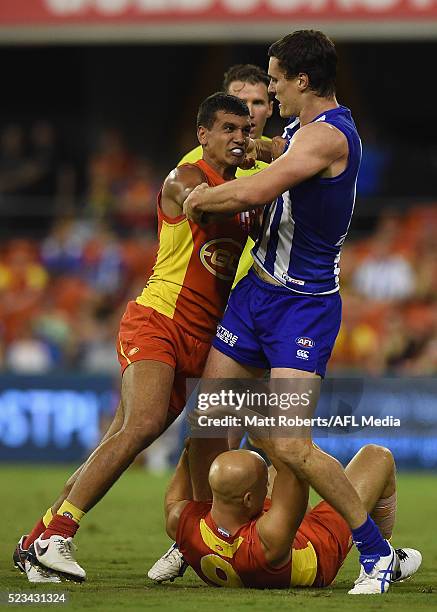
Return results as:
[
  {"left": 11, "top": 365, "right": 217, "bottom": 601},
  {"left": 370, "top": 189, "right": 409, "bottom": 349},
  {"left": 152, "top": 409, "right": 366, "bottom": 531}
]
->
[
  {"left": 299, "top": 501, "right": 352, "bottom": 587},
  {"left": 117, "top": 301, "right": 212, "bottom": 416}
]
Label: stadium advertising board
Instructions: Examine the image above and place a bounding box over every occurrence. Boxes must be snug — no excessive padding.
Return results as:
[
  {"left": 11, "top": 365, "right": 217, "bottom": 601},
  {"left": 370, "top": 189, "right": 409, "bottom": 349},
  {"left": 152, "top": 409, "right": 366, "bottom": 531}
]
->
[
  {"left": 1, "top": 0, "right": 437, "bottom": 41},
  {"left": 2, "top": 0, "right": 437, "bottom": 23},
  {"left": 1, "top": 374, "right": 436, "bottom": 468}
]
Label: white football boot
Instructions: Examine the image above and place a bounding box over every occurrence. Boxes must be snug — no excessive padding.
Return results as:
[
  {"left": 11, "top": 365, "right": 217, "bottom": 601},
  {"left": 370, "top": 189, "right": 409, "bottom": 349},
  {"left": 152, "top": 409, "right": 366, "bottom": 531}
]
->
[
  {"left": 348, "top": 541, "right": 396, "bottom": 594},
  {"left": 14, "top": 535, "right": 60, "bottom": 582},
  {"left": 147, "top": 543, "right": 188, "bottom": 583},
  {"left": 392, "top": 548, "right": 422, "bottom": 582},
  {"left": 28, "top": 535, "right": 86, "bottom": 583},
  {"left": 25, "top": 560, "right": 61, "bottom": 583}
]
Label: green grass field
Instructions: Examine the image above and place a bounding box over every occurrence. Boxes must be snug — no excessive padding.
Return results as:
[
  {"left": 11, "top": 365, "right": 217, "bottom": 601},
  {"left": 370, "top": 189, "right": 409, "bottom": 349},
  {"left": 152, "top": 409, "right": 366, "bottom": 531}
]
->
[{"left": 1, "top": 465, "right": 436, "bottom": 611}]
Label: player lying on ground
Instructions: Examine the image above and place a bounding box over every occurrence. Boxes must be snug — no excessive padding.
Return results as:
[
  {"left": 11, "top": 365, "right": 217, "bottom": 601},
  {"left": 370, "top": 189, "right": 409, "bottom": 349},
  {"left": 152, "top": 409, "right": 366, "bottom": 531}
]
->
[
  {"left": 13, "top": 93, "right": 256, "bottom": 584},
  {"left": 164, "top": 442, "right": 421, "bottom": 593}
]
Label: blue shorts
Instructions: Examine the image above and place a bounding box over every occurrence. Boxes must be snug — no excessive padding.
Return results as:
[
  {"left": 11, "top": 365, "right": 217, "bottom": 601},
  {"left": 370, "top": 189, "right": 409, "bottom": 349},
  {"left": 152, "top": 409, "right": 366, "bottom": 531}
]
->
[{"left": 213, "top": 269, "right": 342, "bottom": 377}]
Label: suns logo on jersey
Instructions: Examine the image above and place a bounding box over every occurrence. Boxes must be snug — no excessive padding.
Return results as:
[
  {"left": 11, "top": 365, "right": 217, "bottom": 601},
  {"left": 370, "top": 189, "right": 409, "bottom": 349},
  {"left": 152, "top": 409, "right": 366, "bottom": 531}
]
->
[{"left": 199, "top": 239, "right": 242, "bottom": 281}]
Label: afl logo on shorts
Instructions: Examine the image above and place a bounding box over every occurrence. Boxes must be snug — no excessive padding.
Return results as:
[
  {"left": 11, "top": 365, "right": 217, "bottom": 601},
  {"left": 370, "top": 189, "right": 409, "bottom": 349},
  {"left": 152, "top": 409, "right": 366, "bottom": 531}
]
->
[
  {"left": 200, "top": 239, "right": 242, "bottom": 281},
  {"left": 295, "top": 337, "right": 315, "bottom": 349}
]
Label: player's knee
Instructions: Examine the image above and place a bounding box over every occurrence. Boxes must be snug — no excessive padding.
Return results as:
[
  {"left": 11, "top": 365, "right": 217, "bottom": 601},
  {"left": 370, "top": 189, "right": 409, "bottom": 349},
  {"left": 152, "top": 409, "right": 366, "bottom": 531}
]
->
[{"left": 361, "top": 444, "right": 394, "bottom": 466}]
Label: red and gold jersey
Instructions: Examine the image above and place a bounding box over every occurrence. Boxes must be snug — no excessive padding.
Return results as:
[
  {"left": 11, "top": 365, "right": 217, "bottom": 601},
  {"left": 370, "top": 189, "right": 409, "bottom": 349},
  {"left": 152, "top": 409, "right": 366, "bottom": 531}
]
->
[
  {"left": 176, "top": 500, "right": 319, "bottom": 589},
  {"left": 136, "top": 160, "right": 246, "bottom": 341}
]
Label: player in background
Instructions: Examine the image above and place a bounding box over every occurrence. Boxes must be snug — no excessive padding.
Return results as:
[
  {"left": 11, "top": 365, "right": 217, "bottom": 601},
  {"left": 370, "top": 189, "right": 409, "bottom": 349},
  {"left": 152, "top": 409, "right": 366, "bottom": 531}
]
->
[
  {"left": 180, "top": 64, "right": 274, "bottom": 289},
  {"left": 165, "top": 442, "right": 421, "bottom": 591},
  {"left": 14, "top": 93, "right": 253, "bottom": 583},
  {"left": 183, "top": 30, "right": 398, "bottom": 594}
]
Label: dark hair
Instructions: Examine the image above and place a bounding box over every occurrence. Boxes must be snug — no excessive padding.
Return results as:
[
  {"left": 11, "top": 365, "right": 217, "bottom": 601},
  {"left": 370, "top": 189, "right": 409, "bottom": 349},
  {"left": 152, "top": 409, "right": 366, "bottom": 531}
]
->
[
  {"left": 222, "top": 64, "right": 270, "bottom": 92},
  {"left": 268, "top": 30, "right": 337, "bottom": 97},
  {"left": 197, "top": 92, "right": 249, "bottom": 129}
]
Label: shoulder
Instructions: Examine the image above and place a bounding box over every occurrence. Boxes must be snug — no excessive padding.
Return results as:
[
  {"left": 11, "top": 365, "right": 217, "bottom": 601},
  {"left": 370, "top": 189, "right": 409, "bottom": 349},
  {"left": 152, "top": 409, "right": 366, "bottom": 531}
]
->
[
  {"left": 178, "top": 146, "right": 203, "bottom": 166},
  {"left": 174, "top": 501, "right": 211, "bottom": 542},
  {"left": 162, "top": 164, "right": 204, "bottom": 194},
  {"left": 290, "top": 121, "right": 348, "bottom": 158}
]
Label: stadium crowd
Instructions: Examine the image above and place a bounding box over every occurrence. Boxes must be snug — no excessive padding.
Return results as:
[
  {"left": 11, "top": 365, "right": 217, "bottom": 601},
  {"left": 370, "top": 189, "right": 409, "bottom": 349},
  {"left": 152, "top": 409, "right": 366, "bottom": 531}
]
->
[{"left": 0, "top": 122, "right": 436, "bottom": 376}]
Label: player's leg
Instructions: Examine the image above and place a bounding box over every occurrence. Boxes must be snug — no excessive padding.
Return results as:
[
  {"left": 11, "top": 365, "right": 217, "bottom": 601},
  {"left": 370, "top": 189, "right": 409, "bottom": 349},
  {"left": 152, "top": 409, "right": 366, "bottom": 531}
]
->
[
  {"left": 344, "top": 444, "right": 396, "bottom": 527},
  {"left": 189, "top": 347, "right": 265, "bottom": 501},
  {"left": 268, "top": 377, "right": 395, "bottom": 594},
  {"left": 28, "top": 359, "right": 175, "bottom": 582},
  {"left": 345, "top": 444, "right": 421, "bottom": 584},
  {"left": 259, "top": 284, "right": 394, "bottom": 593},
  {"left": 51, "top": 400, "right": 126, "bottom": 513},
  {"left": 270, "top": 370, "right": 368, "bottom": 529},
  {"left": 14, "top": 400, "right": 126, "bottom": 581}
]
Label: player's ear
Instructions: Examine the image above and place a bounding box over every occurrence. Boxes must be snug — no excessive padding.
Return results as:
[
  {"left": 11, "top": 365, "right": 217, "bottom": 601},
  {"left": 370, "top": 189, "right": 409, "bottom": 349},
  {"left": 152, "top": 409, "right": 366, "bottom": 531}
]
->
[
  {"left": 297, "top": 73, "right": 309, "bottom": 91},
  {"left": 197, "top": 125, "right": 208, "bottom": 146},
  {"left": 243, "top": 491, "right": 252, "bottom": 508},
  {"left": 267, "top": 100, "right": 273, "bottom": 119}
]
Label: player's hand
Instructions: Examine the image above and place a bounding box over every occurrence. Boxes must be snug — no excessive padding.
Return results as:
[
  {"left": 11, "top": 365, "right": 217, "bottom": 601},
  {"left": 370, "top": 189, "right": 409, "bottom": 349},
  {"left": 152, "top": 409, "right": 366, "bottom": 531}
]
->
[
  {"left": 271, "top": 136, "right": 287, "bottom": 160},
  {"left": 248, "top": 435, "right": 278, "bottom": 461},
  {"left": 183, "top": 182, "right": 209, "bottom": 224},
  {"left": 238, "top": 138, "right": 257, "bottom": 170}
]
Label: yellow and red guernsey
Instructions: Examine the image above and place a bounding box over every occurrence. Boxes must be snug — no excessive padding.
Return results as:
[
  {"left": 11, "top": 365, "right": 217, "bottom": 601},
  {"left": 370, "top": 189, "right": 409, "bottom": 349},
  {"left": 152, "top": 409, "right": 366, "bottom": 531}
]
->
[
  {"left": 136, "top": 160, "right": 246, "bottom": 341},
  {"left": 176, "top": 499, "right": 318, "bottom": 589},
  {"left": 179, "top": 139, "right": 271, "bottom": 289}
]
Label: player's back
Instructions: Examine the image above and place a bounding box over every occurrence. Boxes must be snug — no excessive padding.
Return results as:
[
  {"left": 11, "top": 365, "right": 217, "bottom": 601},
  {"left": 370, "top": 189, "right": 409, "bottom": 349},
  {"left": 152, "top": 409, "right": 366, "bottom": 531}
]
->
[
  {"left": 177, "top": 500, "right": 318, "bottom": 589},
  {"left": 136, "top": 160, "right": 246, "bottom": 341}
]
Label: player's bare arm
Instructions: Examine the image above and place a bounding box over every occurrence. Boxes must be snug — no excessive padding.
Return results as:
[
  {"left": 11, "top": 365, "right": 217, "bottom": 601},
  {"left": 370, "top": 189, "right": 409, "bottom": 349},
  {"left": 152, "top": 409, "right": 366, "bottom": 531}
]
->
[
  {"left": 164, "top": 448, "right": 192, "bottom": 540},
  {"left": 184, "top": 122, "right": 348, "bottom": 218},
  {"left": 255, "top": 439, "right": 309, "bottom": 567},
  {"left": 161, "top": 165, "right": 206, "bottom": 218}
]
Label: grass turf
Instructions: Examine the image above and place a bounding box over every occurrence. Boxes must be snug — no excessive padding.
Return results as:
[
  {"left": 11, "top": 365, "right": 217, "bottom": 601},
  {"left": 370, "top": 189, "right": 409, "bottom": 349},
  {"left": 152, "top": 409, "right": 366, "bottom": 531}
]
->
[{"left": 0, "top": 465, "right": 436, "bottom": 611}]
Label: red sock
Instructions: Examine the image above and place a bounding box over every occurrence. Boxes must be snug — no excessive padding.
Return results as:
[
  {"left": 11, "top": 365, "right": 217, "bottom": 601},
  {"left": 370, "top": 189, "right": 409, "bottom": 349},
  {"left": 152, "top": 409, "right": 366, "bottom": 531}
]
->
[
  {"left": 42, "top": 514, "right": 79, "bottom": 540},
  {"left": 23, "top": 520, "right": 46, "bottom": 550}
]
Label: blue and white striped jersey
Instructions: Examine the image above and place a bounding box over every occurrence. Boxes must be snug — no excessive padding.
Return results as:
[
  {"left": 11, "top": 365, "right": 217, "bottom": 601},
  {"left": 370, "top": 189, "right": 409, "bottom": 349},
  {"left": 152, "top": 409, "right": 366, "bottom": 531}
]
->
[{"left": 252, "top": 105, "right": 361, "bottom": 295}]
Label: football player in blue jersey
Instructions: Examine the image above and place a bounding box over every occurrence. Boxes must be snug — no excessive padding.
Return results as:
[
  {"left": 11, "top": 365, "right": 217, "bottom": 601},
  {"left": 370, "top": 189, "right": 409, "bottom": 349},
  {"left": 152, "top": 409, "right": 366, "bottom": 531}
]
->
[{"left": 183, "top": 30, "right": 397, "bottom": 595}]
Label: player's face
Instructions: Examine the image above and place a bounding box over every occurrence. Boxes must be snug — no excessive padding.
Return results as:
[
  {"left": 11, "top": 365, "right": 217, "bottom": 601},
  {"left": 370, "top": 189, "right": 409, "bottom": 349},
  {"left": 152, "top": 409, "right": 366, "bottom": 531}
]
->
[
  {"left": 227, "top": 81, "right": 273, "bottom": 139},
  {"left": 202, "top": 111, "right": 251, "bottom": 167},
  {"left": 268, "top": 57, "right": 300, "bottom": 118}
]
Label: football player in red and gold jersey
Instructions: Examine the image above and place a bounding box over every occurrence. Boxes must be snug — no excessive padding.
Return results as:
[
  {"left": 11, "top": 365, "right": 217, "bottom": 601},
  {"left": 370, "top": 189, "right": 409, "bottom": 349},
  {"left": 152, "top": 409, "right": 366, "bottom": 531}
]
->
[
  {"left": 16, "top": 93, "right": 255, "bottom": 583},
  {"left": 165, "top": 443, "right": 421, "bottom": 590}
]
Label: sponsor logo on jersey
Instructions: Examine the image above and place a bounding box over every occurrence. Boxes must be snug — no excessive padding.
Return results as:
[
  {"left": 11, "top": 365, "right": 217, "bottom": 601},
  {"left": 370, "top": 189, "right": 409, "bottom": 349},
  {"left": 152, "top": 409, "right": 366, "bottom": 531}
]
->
[
  {"left": 295, "top": 337, "right": 315, "bottom": 349},
  {"left": 200, "top": 238, "right": 242, "bottom": 281},
  {"left": 282, "top": 272, "right": 305, "bottom": 286},
  {"left": 128, "top": 347, "right": 140, "bottom": 357},
  {"left": 296, "top": 349, "right": 309, "bottom": 360}
]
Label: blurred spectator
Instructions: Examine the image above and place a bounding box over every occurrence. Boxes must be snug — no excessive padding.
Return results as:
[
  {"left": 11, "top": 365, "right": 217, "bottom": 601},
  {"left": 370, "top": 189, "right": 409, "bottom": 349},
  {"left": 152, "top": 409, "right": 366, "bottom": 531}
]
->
[
  {"left": 41, "top": 217, "right": 85, "bottom": 276},
  {"left": 0, "top": 240, "right": 48, "bottom": 343},
  {"left": 352, "top": 234, "right": 416, "bottom": 301},
  {"left": 115, "top": 157, "right": 157, "bottom": 234},
  {"left": 81, "top": 225, "right": 125, "bottom": 296},
  {"left": 5, "top": 323, "right": 54, "bottom": 374},
  {"left": 87, "top": 128, "right": 135, "bottom": 219}
]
